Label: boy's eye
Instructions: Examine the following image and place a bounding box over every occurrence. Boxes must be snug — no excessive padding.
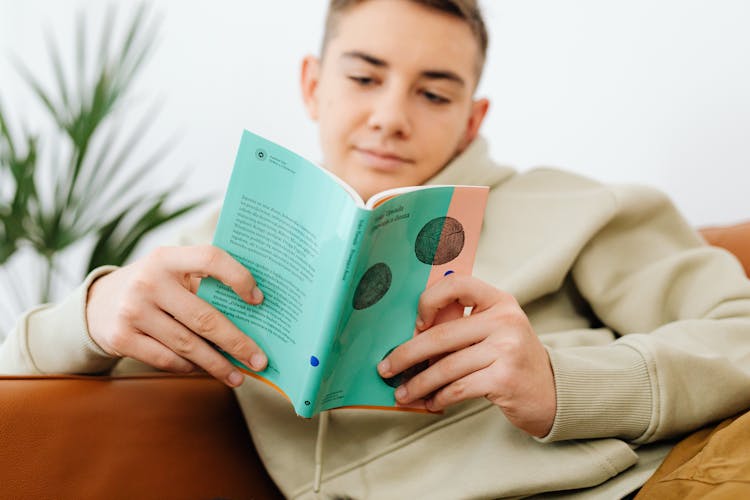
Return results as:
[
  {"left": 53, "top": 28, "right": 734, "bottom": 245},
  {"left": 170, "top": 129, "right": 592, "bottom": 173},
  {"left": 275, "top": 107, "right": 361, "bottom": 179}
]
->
[
  {"left": 348, "top": 75, "right": 375, "bottom": 86},
  {"left": 422, "top": 90, "right": 450, "bottom": 104}
]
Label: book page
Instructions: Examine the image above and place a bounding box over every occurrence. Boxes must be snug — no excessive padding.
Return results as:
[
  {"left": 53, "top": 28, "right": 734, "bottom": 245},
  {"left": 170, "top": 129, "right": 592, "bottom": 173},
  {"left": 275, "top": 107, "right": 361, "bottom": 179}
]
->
[
  {"left": 316, "top": 185, "right": 489, "bottom": 411},
  {"left": 197, "top": 130, "right": 361, "bottom": 415}
]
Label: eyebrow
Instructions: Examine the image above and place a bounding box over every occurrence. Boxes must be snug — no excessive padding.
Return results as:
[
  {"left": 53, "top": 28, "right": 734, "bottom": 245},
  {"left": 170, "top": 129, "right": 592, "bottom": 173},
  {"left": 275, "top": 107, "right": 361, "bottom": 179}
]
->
[{"left": 341, "top": 50, "right": 465, "bottom": 87}]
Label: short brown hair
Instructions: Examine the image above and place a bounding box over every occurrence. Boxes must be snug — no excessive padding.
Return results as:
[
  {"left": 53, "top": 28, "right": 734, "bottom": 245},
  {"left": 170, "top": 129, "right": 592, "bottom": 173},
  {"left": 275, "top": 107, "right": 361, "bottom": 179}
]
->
[{"left": 322, "top": 0, "right": 488, "bottom": 82}]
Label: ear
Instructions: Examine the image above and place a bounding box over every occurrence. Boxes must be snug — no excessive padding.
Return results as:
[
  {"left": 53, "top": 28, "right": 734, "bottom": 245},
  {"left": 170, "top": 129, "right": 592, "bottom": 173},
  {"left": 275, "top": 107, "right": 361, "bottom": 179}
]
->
[
  {"left": 457, "top": 98, "right": 490, "bottom": 152},
  {"left": 300, "top": 55, "right": 322, "bottom": 121}
]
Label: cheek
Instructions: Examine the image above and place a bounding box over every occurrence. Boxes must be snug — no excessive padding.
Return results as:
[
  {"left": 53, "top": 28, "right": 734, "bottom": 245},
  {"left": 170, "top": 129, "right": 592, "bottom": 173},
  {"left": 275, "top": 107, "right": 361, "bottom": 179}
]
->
[
  {"left": 411, "top": 111, "right": 469, "bottom": 180},
  {"left": 319, "top": 93, "right": 361, "bottom": 144},
  {"left": 318, "top": 101, "right": 347, "bottom": 152},
  {"left": 421, "top": 113, "right": 466, "bottom": 156}
]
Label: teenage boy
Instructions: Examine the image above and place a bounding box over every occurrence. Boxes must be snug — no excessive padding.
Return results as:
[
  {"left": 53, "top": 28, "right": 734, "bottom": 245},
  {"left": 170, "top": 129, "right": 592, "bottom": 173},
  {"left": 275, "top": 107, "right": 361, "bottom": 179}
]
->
[{"left": 3, "top": 0, "right": 750, "bottom": 498}]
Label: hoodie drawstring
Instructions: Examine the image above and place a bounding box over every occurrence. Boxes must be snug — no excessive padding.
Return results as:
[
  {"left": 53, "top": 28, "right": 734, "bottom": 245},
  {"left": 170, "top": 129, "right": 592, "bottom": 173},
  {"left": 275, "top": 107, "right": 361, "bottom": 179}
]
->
[{"left": 313, "top": 410, "right": 330, "bottom": 493}]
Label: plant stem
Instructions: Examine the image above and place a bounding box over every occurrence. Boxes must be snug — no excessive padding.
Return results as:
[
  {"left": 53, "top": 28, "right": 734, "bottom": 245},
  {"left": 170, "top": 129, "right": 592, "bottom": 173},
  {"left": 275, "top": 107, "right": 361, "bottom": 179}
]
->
[{"left": 40, "top": 253, "right": 54, "bottom": 303}]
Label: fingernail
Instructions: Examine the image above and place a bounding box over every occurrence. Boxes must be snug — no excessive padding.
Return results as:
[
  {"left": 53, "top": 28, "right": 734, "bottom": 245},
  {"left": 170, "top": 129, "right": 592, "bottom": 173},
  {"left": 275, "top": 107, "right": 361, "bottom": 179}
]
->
[
  {"left": 250, "top": 353, "right": 267, "bottom": 371},
  {"left": 395, "top": 385, "right": 408, "bottom": 401},
  {"left": 251, "top": 286, "right": 264, "bottom": 303},
  {"left": 416, "top": 316, "right": 425, "bottom": 330},
  {"left": 228, "top": 370, "right": 244, "bottom": 387},
  {"left": 377, "top": 359, "right": 391, "bottom": 376}
]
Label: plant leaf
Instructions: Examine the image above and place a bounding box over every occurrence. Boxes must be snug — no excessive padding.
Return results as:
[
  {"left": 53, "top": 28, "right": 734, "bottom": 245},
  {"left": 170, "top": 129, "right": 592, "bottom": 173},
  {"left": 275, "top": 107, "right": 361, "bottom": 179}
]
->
[
  {"left": 12, "top": 57, "right": 64, "bottom": 129},
  {"left": 87, "top": 194, "right": 207, "bottom": 270},
  {"left": 44, "top": 25, "right": 71, "bottom": 120}
]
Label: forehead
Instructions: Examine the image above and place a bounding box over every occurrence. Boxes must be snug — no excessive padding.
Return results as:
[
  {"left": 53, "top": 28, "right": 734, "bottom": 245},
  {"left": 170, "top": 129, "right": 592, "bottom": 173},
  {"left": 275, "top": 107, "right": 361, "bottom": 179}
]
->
[{"left": 325, "top": 0, "right": 479, "bottom": 83}]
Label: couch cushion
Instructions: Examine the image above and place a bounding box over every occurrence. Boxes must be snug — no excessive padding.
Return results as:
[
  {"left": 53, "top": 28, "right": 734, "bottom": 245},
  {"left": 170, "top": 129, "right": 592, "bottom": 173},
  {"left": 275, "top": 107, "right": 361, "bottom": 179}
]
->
[{"left": 0, "top": 373, "right": 283, "bottom": 499}]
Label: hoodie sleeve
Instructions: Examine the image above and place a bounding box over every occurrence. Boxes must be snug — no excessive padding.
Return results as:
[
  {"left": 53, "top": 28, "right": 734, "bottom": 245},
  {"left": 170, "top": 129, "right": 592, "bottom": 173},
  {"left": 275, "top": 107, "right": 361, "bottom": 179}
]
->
[
  {"left": 0, "top": 266, "right": 120, "bottom": 375},
  {"left": 542, "top": 185, "right": 750, "bottom": 444}
]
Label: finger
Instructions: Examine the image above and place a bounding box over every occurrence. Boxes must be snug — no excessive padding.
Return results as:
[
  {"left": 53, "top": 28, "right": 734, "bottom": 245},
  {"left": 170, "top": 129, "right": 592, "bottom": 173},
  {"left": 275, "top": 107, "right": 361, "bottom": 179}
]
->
[
  {"left": 188, "top": 275, "right": 202, "bottom": 294},
  {"left": 157, "top": 245, "right": 263, "bottom": 304},
  {"left": 156, "top": 284, "right": 268, "bottom": 371},
  {"left": 379, "top": 315, "right": 488, "bottom": 380},
  {"left": 417, "top": 275, "right": 509, "bottom": 330},
  {"left": 423, "top": 302, "right": 464, "bottom": 330},
  {"left": 118, "top": 331, "right": 198, "bottom": 374},
  {"left": 424, "top": 368, "right": 495, "bottom": 412},
  {"left": 394, "top": 342, "right": 496, "bottom": 404},
  {"left": 135, "top": 305, "right": 255, "bottom": 386}
]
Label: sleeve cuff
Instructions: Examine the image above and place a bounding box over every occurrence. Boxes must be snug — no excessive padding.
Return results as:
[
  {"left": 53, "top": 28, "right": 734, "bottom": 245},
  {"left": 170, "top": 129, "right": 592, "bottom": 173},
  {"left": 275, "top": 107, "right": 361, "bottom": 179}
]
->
[
  {"left": 538, "top": 343, "right": 653, "bottom": 443},
  {"left": 26, "top": 265, "right": 121, "bottom": 374}
]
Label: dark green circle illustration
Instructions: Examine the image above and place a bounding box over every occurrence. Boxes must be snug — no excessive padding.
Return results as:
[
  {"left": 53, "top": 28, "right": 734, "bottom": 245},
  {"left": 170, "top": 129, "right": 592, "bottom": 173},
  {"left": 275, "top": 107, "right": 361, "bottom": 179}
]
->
[
  {"left": 415, "top": 216, "right": 465, "bottom": 265},
  {"left": 380, "top": 346, "right": 430, "bottom": 388},
  {"left": 352, "top": 262, "right": 392, "bottom": 310},
  {"left": 255, "top": 148, "right": 267, "bottom": 161}
]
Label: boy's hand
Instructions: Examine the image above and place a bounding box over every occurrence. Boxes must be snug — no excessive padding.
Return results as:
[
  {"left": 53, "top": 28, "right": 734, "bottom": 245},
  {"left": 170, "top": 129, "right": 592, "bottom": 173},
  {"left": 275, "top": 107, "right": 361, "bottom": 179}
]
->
[
  {"left": 86, "top": 245, "right": 267, "bottom": 387},
  {"left": 377, "top": 275, "right": 556, "bottom": 438}
]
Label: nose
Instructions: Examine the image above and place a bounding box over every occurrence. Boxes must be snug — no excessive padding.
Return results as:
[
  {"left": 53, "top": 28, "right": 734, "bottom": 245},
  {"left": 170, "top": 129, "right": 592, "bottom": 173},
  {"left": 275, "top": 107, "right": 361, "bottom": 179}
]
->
[{"left": 366, "top": 82, "right": 412, "bottom": 139}]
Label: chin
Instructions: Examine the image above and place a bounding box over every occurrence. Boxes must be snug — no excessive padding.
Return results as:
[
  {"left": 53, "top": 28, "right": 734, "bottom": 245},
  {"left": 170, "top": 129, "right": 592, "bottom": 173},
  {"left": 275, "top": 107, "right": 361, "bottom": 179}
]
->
[
  {"left": 342, "top": 165, "right": 415, "bottom": 198},
  {"left": 357, "top": 179, "right": 402, "bottom": 201}
]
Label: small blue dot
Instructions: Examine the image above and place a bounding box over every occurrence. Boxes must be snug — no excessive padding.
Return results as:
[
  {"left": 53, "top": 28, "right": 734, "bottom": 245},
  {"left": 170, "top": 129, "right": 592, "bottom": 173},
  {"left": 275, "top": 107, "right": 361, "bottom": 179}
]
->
[
  {"left": 310, "top": 356, "right": 320, "bottom": 367},
  {"left": 444, "top": 270, "right": 455, "bottom": 276}
]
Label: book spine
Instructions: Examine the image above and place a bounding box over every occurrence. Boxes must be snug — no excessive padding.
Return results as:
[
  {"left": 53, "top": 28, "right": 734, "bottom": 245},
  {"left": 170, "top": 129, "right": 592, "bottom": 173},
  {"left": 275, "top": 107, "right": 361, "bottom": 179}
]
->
[
  {"left": 340, "top": 215, "right": 367, "bottom": 284},
  {"left": 294, "top": 207, "right": 370, "bottom": 417}
]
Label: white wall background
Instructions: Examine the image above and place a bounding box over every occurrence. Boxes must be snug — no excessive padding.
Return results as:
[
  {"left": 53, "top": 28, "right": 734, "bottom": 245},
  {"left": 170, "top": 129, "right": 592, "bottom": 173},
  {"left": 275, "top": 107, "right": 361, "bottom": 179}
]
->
[{"left": 1, "top": 0, "right": 749, "bottom": 331}]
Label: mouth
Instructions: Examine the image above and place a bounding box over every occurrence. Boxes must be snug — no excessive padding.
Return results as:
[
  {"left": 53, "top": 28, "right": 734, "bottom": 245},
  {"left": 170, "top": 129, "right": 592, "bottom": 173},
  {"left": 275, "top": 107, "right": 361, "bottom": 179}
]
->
[{"left": 354, "top": 147, "right": 414, "bottom": 172}]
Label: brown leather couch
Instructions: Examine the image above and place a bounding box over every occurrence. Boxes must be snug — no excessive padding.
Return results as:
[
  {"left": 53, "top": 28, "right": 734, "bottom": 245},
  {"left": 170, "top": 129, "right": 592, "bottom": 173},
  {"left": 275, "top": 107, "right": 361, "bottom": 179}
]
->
[{"left": 1, "top": 223, "right": 749, "bottom": 500}]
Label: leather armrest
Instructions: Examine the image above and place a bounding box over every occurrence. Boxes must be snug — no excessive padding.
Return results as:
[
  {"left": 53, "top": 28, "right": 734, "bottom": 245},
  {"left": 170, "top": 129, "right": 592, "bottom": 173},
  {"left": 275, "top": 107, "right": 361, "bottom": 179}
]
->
[
  {"left": 700, "top": 221, "right": 750, "bottom": 277},
  {"left": 0, "top": 373, "right": 282, "bottom": 499}
]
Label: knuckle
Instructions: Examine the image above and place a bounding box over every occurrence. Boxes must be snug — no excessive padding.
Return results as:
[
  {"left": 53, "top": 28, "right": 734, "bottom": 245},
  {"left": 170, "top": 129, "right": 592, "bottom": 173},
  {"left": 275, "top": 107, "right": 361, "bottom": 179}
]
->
[
  {"left": 494, "top": 288, "right": 514, "bottom": 303},
  {"left": 148, "top": 246, "right": 170, "bottom": 264},
  {"left": 229, "top": 272, "right": 254, "bottom": 297},
  {"left": 446, "top": 379, "right": 468, "bottom": 400},
  {"left": 199, "top": 245, "right": 222, "bottom": 269},
  {"left": 154, "top": 354, "right": 193, "bottom": 374},
  {"left": 191, "top": 308, "right": 218, "bottom": 334},
  {"left": 116, "top": 302, "right": 139, "bottom": 323},
  {"left": 389, "top": 346, "right": 413, "bottom": 374},
  {"left": 445, "top": 274, "right": 471, "bottom": 294},
  {"left": 488, "top": 306, "right": 525, "bottom": 328},
  {"left": 151, "top": 351, "right": 178, "bottom": 371},
  {"left": 204, "top": 357, "right": 231, "bottom": 378},
  {"left": 388, "top": 347, "right": 403, "bottom": 373},
  {"left": 506, "top": 308, "right": 527, "bottom": 326},
  {"left": 443, "top": 272, "right": 461, "bottom": 290},
  {"left": 493, "top": 373, "right": 516, "bottom": 397},
  {"left": 107, "top": 328, "right": 130, "bottom": 353},
  {"left": 486, "top": 331, "right": 523, "bottom": 356},
  {"left": 454, "top": 274, "right": 471, "bottom": 287},
  {"left": 437, "top": 356, "right": 458, "bottom": 379},
  {"left": 129, "top": 275, "right": 156, "bottom": 296},
  {"left": 224, "top": 335, "right": 250, "bottom": 359},
  {"left": 432, "top": 324, "right": 453, "bottom": 344},
  {"left": 172, "top": 329, "right": 196, "bottom": 356},
  {"left": 488, "top": 361, "right": 516, "bottom": 390},
  {"left": 390, "top": 343, "right": 407, "bottom": 364},
  {"left": 237, "top": 265, "right": 253, "bottom": 284},
  {"left": 402, "top": 376, "right": 419, "bottom": 395}
]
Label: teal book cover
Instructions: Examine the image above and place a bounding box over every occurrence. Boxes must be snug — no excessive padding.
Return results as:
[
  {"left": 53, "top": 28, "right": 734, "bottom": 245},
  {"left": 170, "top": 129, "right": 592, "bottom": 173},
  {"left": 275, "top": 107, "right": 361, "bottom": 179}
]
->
[{"left": 198, "top": 130, "right": 489, "bottom": 417}]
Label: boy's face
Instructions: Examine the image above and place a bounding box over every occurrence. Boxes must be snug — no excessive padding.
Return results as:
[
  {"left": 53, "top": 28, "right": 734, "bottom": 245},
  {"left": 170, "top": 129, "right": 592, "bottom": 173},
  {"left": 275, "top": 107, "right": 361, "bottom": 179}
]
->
[{"left": 302, "top": 0, "right": 489, "bottom": 201}]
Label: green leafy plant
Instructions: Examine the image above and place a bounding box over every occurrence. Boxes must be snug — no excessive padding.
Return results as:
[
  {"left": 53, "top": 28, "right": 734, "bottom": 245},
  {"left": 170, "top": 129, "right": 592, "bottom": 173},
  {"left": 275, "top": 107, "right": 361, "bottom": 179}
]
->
[{"left": 0, "top": 5, "right": 205, "bottom": 330}]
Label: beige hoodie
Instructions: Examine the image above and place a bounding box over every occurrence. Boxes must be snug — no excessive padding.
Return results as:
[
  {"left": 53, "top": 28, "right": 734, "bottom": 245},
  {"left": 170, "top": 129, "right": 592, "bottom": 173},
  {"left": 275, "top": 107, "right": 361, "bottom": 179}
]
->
[{"left": 3, "top": 138, "right": 750, "bottom": 499}]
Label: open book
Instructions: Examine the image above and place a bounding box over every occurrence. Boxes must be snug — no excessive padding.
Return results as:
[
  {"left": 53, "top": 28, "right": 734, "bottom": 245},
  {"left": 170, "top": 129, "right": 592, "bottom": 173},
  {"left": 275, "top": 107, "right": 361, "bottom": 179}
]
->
[{"left": 197, "top": 130, "right": 489, "bottom": 417}]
